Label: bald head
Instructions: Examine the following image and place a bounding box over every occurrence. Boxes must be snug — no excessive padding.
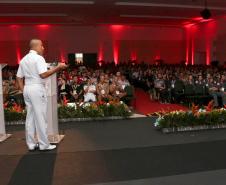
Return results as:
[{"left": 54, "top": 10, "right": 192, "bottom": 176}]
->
[
  {"left": 29, "top": 39, "right": 44, "bottom": 55},
  {"left": 29, "top": 39, "right": 41, "bottom": 48}
]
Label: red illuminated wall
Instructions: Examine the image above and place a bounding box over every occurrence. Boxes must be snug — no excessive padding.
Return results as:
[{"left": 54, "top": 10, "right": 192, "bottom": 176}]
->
[
  {"left": 119, "top": 40, "right": 184, "bottom": 63},
  {"left": 0, "top": 25, "right": 184, "bottom": 66},
  {"left": 184, "top": 18, "right": 222, "bottom": 65}
]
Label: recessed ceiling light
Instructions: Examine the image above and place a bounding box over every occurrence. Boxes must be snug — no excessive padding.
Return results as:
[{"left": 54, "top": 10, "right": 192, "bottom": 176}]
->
[
  {"left": 0, "top": 13, "right": 68, "bottom": 17},
  {"left": 0, "top": 1, "right": 95, "bottom": 4},
  {"left": 120, "top": 15, "right": 190, "bottom": 20},
  {"left": 115, "top": 1, "right": 226, "bottom": 10}
]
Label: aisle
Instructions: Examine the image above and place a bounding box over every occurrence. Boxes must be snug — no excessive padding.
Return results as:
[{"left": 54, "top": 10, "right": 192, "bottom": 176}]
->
[{"left": 134, "top": 88, "right": 188, "bottom": 115}]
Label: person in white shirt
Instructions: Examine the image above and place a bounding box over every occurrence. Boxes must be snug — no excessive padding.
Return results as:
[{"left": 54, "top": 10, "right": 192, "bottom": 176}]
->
[
  {"left": 118, "top": 75, "right": 130, "bottom": 90},
  {"left": 83, "top": 78, "right": 96, "bottom": 102},
  {"left": 16, "top": 39, "right": 67, "bottom": 151}
]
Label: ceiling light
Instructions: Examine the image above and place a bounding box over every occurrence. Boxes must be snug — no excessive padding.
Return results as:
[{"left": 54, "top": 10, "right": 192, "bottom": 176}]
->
[
  {"left": 0, "top": 1, "right": 95, "bottom": 4},
  {"left": 0, "top": 13, "right": 68, "bottom": 17},
  {"left": 115, "top": 1, "right": 226, "bottom": 11},
  {"left": 120, "top": 14, "right": 190, "bottom": 20}
]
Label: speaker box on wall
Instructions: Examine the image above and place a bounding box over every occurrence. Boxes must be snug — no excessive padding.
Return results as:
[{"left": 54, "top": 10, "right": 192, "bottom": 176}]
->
[
  {"left": 68, "top": 53, "right": 76, "bottom": 67},
  {"left": 83, "top": 53, "right": 97, "bottom": 68},
  {"left": 67, "top": 53, "right": 97, "bottom": 68},
  {"left": 211, "top": 60, "right": 219, "bottom": 67}
]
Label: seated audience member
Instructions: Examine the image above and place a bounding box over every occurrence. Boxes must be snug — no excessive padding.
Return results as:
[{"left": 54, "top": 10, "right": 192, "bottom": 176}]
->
[
  {"left": 118, "top": 75, "right": 130, "bottom": 89},
  {"left": 81, "top": 72, "right": 88, "bottom": 83},
  {"left": 146, "top": 71, "right": 155, "bottom": 100},
  {"left": 8, "top": 78, "right": 24, "bottom": 104},
  {"left": 2, "top": 80, "right": 9, "bottom": 102},
  {"left": 7, "top": 71, "right": 15, "bottom": 83},
  {"left": 208, "top": 77, "right": 223, "bottom": 107},
  {"left": 76, "top": 72, "right": 83, "bottom": 84},
  {"left": 91, "top": 72, "right": 98, "bottom": 85},
  {"left": 109, "top": 77, "right": 126, "bottom": 101},
  {"left": 219, "top": 75, "right": 226, "bottom": 106},
  {"left": 8, "top": 79, "right": 20, "bottom": 95},
  {"left": 104, "top": 73, "right": 110, "bottom": 84},
  {"left": 70, "top": 76, "right": 83, "bottom": 102},
  {"left": 170, "top": 75, "right": 176, "bottom": 90},
  {"left": 160, "top": 74, "right": 171, "bottom": 103},
  {"left": 154, "top": 73, "right": 165, "bottom": 101},
  {"left": 116, "top": 71, "right": 121, "bottom": 81},
  {"left": 58, "top": 78, "right": 72, "bottom": 103},
  {"left": 186, "top": 74, "right": 195, "bottom": 85},
  {"left": 195, "top": 75, "right": 206, "bottom": 94},
  {"left": 83, "top": 78, "right": 96, "bottom": 102},
  {"left": 97, "top": 75, "right": 110, "bottom": 101},
  {"left": 183, "top": 75, "right": 195, "bottom": 95},
  {"left": 171, "top": 76, "right": 184, "bottom": 103}
]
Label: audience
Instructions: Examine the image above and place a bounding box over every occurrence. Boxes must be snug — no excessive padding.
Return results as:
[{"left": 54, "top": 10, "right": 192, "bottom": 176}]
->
[
  {"left": 127, "top": 63, "right": 225, "bottom": 107},
  {"left": 2, "top": 62, "right": 226, "bottom": 108}
]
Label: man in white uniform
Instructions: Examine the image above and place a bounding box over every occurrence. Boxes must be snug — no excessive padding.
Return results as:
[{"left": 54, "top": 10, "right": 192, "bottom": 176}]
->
[{"left": 16, "top": 39, "right": 67, "bottom": 151}]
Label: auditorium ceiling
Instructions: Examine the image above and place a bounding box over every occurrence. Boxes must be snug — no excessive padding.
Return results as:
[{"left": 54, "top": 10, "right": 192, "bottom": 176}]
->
[{"left": 0, "top": 0, "right": 225, "bottom": 26}]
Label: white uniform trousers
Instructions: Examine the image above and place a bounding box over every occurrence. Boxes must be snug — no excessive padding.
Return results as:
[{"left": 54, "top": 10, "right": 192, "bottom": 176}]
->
[{"left": 23, "top": 84, "right": 50, "bottom": 149}]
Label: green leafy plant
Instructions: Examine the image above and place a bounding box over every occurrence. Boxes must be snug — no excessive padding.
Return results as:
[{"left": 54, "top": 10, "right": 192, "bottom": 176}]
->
[
  {"left": 4, "top": 101, "right": 132, "bottom": 122},
  {"left": 57, "top": 101, "right": 132, "bottom": 119},
  {"left": 155, "top": 109, "right": 226, "bottom": 129}
]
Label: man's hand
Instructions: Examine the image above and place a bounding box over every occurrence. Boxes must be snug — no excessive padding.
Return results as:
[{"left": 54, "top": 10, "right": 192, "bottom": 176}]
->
[
  {"left": 57, "top": 63, "right": 68, "bottom": 70},
  {"left": 40, "top": 63, "right": 68, "bottom": 79}
]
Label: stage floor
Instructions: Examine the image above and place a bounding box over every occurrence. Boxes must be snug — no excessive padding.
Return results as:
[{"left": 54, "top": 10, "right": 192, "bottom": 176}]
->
[{"left": 1, "top": 117, "right": 226, "bottom": 185}]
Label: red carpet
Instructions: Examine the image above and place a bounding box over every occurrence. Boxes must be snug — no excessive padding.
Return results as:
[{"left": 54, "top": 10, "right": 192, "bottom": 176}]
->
[{"left": 134, "top": 88, "right": 188, "bottom": 115}]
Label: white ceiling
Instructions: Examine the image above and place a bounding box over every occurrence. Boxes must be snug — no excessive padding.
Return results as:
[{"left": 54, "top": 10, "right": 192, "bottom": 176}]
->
[{"left": 0, "top": 0, "right": 225, "bottom": 26}]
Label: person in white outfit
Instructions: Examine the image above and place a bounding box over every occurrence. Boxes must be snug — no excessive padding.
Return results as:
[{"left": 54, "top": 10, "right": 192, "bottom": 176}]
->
[
  {"left": 16, "top": 39, "right": 67, "bottom": 151},
  {"left": 83, "top": 78, "right": 96, "bottom": 102}
]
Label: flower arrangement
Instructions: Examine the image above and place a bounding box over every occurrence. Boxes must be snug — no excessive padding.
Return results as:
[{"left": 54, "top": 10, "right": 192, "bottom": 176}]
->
[
  {"left": 4, "top": 102, "right": 26, "bottom": 122},
  {"left": 153, "top": 101, "right": 226, "bottom": 129},
  {"left": 58, "top": 100, "right": 132, "bottom": 119},
  {"left": 4, "top": 100, "right": 132, "bottom": 122}
]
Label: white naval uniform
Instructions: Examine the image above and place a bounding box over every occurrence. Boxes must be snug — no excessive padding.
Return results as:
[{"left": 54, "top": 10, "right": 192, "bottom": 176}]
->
[{"left": 16, "top": 50, "right": 50, "bottom": 150}]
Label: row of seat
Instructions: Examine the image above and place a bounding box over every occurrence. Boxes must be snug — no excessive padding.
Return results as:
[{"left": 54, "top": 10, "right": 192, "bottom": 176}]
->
[{"left": 173, "top": 81, "right": 216, "bottom": 106}]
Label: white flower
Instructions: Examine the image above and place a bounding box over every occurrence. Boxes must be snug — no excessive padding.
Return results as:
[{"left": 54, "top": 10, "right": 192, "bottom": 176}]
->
[
  {"left": 154, "top": 116, "right": 163, "bottom": 127},
  {"left": 198, "top": 108, "right": 206, "bottom": 113},
  {"left": 83, "top": 102, "right": 90, "bottom": 108},
  {"left": 67, "top": 103, "right": 76, "bottom": 108},
  {"left": 120, "top": 101, "right": 123, "bottom": 104},
  {"left": 107, "top": 103, "right": 110, "bottom": 106}
]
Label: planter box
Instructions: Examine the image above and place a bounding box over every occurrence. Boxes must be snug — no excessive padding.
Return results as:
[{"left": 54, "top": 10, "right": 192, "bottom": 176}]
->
[
  {"left": 161, "top": 124, "right": 226, "bottom": 133},
  {"left": 6, "top": 121, "right": 25, "bottom": 125},
  {"left": 5, "top": 116, "right": 130, "bottom": 125},
  {"left": 59, "top": 116, "right": 129, "bottom": 123}
]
